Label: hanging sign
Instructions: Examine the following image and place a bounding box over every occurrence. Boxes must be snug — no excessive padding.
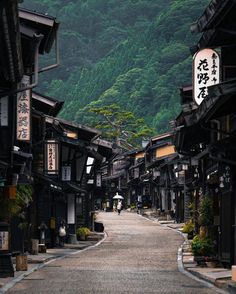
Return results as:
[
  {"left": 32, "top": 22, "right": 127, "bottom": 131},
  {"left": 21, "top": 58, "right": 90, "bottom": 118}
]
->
[
  {"left": 45, "top": 140, "right": 59, "bottom": 174},
  {"left": 219, "top": 164, "right": 231, "bottom": 192},
  {"left": 96, "top": 172, "right": 102, "bottom": 187},
  {"left": 62, "top": 165, "right": 71, "bottom": 181},
  {"left": 16, "top": 75, "right": 31, "bottom": 141},
  {"left": 0, "top": 97, "right": 8, "bottom": 126},
  {"left": 193, "top": 48, "right": 220, "bottom": 105}
]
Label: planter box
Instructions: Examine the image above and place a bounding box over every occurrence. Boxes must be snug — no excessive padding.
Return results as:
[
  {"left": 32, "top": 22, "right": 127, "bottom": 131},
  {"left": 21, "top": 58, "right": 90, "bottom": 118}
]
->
[{"left": 16, "top": 254, "right": 27, "bottom": 271}]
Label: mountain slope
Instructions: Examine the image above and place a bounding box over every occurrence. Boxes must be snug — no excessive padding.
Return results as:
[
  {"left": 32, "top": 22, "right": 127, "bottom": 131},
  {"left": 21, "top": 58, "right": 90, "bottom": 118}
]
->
[{"left": 21, "top": 0, "right": 210, "bottom": 134}]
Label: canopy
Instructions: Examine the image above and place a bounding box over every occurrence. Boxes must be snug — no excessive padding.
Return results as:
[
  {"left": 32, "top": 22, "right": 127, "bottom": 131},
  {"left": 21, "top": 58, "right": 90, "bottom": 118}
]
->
[{"left": 113, "top": 192, "right": 124, "bottom": 200}]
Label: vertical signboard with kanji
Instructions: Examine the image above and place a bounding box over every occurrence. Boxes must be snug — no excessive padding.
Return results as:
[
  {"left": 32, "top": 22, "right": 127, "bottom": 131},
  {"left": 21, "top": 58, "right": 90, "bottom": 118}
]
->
[
  {"left": 62, "top": 165, "right": 71, "bottom": 181},
  {"left": 193, "top": 49, "right": 220, "bottom": 105},
  {"left": 45, "top": 140, "right": 59, "bottom": 175},
  {"left": 16, "top": 76, "right": 31, "bottom": 141},
  {"left": 96, "top": 172, "right": 102, "bottom": 187}
]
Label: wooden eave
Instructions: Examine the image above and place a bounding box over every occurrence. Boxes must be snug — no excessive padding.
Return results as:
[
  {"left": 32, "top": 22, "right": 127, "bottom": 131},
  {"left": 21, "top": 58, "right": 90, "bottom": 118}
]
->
[
  {"left": 32, "top": 91, "right": 64, "bottom": 117},
  {"left": 179, "top": 85, "right": 193, "bottom": 104},
  {"left": 191, "top": 0, "right": 233, "bottom": 34},
  {"left": 0, "top": 0, "right": 23, "bottom": 86},
  {"left": 19, "top": 7, "right": 59, "bottom": 54},
  {"left": 186, "top": 78, "right": 236, "bottom": 126},
  {"left": 173, "top": 124, "right": 209, "bottom": 156},
  {"left": 45, "top": 115, "right": 101, "bottom": 141},
  {"left": 92, "top": 138, "right": 114, "bottom": 158},
  {"left": 196, "top": 27, "right": 236, "bottom": 51}
]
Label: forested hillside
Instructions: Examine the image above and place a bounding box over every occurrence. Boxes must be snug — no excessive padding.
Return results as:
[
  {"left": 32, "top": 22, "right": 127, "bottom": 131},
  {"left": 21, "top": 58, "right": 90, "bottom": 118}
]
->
[{"left": 21, "top": 0, "right": 210, "bottom": 135}]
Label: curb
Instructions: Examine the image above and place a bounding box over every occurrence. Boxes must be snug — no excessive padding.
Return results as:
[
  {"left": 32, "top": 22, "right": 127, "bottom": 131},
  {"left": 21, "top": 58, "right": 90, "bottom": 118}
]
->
[
  {"left": 166, "top": 225, "right": 229, "bottom": 294},
  {"left": 0, "top": 232, "right": 107, "bottom": 294},
  {"left": 139, "top": 214, "right": 229, "bottom": 294}
]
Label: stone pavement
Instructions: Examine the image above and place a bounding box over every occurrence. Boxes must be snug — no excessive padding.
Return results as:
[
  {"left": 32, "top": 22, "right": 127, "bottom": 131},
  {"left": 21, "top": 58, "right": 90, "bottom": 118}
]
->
[
  {"left": 142, "top": 209, "right": 234, "bottom": 293},
  {"left": 0, "top": 211, "right": 234, "bottom": 293},
  {"left": 0, "top": 232, "right": 104, "bottom": 293}
]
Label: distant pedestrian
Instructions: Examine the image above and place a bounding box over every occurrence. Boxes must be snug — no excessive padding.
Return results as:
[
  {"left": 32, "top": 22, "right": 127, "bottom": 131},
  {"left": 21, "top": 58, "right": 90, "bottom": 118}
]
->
[
  {"left": 58, "top": 220, "right": 66, "bottom": 247},
  {"left": 137, "top": 201, "right": 143, "bottom": 214},
  {"left": 117, "top": 200, "right": 122, "bottom": 215}
]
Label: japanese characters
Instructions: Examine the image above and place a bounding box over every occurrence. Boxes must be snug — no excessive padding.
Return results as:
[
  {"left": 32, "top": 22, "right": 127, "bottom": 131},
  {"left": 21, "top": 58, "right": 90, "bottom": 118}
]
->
[{"left": 193, "top": 49, "right": 220, "bottom": 105}]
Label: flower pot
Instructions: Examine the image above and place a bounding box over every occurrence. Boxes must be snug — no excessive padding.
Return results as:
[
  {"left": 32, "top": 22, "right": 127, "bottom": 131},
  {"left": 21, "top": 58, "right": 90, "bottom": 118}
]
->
[
  {"left": 16, "top": 254, "right": 27, "bottom": 271},
  {"left": 79, "top": 235, "right": 86, "bottom": 241},
  {"left": 205, "top": 261, "right": 217, "bottom": 268}
]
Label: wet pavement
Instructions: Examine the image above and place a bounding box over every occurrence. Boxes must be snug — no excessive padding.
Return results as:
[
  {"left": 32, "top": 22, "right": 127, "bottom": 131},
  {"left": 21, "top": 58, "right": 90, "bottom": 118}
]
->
[{"left": 4, "top": 212, "right": 225, "bottom": 293}]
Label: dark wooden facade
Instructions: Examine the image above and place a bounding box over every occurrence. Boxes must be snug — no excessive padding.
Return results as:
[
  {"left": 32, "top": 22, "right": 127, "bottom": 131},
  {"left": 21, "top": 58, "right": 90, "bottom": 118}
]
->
[{"left": 173, "top": 0, "right": 236, "bottom": 266}]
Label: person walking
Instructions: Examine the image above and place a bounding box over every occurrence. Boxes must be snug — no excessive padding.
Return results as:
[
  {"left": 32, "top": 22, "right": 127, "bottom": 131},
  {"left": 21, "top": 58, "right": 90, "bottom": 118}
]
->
[
  {"left": 58, "top": 220, "right": 66, "bottom": 247},
  {"left": 117, "top": 200, "right": 122, "bottom": 215}
]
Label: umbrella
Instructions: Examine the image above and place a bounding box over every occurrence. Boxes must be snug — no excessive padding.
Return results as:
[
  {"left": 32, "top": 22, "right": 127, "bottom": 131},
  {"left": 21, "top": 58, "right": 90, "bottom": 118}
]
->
[{"left": 113, "top": 192, "right": 124, "bottom": 200}]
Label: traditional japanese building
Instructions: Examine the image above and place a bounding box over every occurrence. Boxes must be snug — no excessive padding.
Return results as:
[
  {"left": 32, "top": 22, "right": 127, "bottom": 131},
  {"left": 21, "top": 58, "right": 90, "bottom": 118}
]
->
[
  {"left": 174, "top": 0, "right": 236, "bottom": 265},
  {"left": 145, "top": 133, "right": 177, "bottom": 216}
]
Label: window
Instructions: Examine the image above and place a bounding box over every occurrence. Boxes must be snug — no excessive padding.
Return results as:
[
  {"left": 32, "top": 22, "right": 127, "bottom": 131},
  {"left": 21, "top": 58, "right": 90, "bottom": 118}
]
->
[{"left": 86, "top": 157, "right": 94, "bottom": 174}]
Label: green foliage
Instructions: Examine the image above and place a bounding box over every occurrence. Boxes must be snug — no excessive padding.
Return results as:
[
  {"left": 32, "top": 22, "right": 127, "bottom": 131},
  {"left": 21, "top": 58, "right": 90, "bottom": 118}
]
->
[
  {"left": 191, "top": 235, "right": 215, "bottom": 257},
  {"left": 182, "top": 220, "right": 194, "bottom": 235},
  {"left": 0, "top": 185, "right": 33, "bottom": 222},
  {"left": 199, "top": 196, "right": 213, "bottom": 227},
  {"left": 76, "top": 227, "right": 91, "bottom": 237},
  {"left": 88, "top": 102, "right": 153, "bottom": 148},
  {"left": 21, "top": 0, "right": 210, "bottom": 136}
]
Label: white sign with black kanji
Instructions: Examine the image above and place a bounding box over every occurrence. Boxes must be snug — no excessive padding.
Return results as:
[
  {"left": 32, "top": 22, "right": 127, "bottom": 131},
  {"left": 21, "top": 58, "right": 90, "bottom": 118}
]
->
[{"left": 193, "top": 48, "right": 220, "bottom": 105}]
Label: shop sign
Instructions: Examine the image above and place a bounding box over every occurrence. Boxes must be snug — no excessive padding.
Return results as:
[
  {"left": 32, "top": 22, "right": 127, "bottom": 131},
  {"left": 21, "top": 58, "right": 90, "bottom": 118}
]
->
[
  {"left": 219, "top": 164, "right": 231, "bottom": 191},
  {"left": 45, "top": 140, "right": 59, "bottom": 174},
  {"left": 0, "top": 97, "right": 8, "bottom": 126},
  {"left": 193, "top": 49, "right": 220, "bottom": 105},
  {"left": 16, "top": 75, "right": 31, "bottom": 141},
  {"left": 62, "top": 165, "right": 71, "bottom": 181},
  {"left": 0, "top": 231, "right": 9, "bottom": 251}
]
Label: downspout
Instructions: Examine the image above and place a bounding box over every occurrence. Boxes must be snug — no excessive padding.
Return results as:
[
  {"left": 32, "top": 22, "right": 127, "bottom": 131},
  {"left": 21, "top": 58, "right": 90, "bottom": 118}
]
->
[
  {"left": 0, "top": 34, "right": 43, "bottom": 98},
  {"left": 38, "top": 31, "right": 60, "bottom": 73}
]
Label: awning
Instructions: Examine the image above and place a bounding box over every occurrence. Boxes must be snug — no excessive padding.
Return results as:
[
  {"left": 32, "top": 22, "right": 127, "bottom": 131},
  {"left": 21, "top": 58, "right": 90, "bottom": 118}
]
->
[
  {"left": 191, "top": 0, "right": 232, "bottom": 34},
  {"left": 64, "top": 182, "right": 87, "bottom": 194},
  {"left": 32, "top": 92, "right": 64, "bottom": 117},
  {"left": 186, "top": 79, "right": 236, "bottom": 126},
  {"left": 33, "top": 172, "right": 63, "bottom": 191}
]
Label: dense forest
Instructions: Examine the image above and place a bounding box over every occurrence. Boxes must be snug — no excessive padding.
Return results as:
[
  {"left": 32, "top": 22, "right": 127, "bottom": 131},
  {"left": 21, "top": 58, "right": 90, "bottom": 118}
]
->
[{"left": 21, "top": 0, "right": 210, "bottom": 137}]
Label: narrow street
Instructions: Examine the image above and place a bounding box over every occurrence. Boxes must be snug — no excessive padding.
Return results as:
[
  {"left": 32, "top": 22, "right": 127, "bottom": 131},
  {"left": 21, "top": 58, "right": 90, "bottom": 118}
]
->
[{"left": 6, "top": 212, "right": 220, "bottom": 294}]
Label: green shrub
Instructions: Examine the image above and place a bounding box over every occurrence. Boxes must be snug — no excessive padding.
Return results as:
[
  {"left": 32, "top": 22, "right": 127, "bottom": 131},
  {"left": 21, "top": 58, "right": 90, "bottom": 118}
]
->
[
  {"left": 199, "top": 196, "right": 213, "bottom": 227},
  {"left": 191, "top": 234, "right": 215, "bottom": 256},
  {"left": 76, "top": 227, "right": 91, "bottom": 237},
  {"left": 182, "top": 220, "right": 194, "bottom": 234}
]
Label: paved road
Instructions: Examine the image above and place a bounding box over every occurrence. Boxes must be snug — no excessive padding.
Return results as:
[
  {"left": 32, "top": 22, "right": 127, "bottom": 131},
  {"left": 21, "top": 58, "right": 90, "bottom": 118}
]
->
[{"left": 8, "top": 212, "right": 219, "bottom": 293}]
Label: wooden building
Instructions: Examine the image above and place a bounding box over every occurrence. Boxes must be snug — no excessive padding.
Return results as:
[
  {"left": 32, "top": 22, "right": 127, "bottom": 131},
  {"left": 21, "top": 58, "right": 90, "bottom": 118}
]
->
[
  {"left": 31, "top": 92, "right": 102, "bottom": 247},
  {"left": 145, "top": 133, "right": 177, "bottom": 216},
  {"left": 174, "top": 0, "right": 236, "bottom": 265}
]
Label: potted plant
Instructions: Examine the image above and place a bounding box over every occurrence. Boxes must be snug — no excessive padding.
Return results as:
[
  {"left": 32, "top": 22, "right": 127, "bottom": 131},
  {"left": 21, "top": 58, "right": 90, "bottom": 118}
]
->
[
  {"left": 191, "top": 234, "right": 216, "bottom": 266},
  {"left": 199, "top": 195, "right": 213, "bottom": 238},
  {"left": 15, "top": 184, "right": 33, "bottom": 271},
  {"left": 182, "top": 220, "right": 195, "bottom": 239},
  {"left": 76, "top": 227, "right": 91, "bottom": 241}
]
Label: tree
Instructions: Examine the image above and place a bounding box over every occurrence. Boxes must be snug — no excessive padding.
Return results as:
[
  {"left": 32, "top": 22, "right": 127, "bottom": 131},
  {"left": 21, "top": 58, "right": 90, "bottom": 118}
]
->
[{"left": 88, "top": 102, "right": 153, "bottom": 149}]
